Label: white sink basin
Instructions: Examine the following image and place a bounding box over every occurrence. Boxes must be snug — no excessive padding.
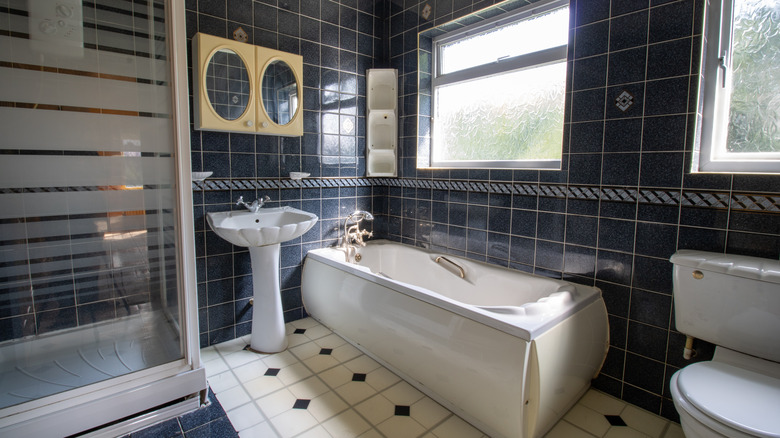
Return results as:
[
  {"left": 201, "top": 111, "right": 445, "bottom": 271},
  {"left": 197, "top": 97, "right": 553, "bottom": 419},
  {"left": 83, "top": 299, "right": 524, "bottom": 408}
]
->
[
  {"left": 207, "top": 206, "right": 318, "bottom": 247},
  {"left": 205, "top": 205, "right": 319, "bottom": 353}
]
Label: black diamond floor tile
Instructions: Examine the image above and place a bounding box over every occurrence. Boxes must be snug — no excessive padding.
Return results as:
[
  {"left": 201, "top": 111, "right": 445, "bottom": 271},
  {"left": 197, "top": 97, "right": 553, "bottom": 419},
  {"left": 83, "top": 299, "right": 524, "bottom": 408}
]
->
[
  {"left": 605, "top": 414, "right": 627, "bottom": 426},
  {"left": 319, "top": 348, "right": 333, "bottom": 355},
  {"left": 293, "top": 399, "right": 311, "bottom": 410},
  {"left": 264, "top": 368, "right": 281, "bottom": 376},
  {"left": 294, "top": 328, "right": 306, "bottom": 334},
  {"left": 395, "top": 405, "right": 411, "bottom": 416},
  {"left": 352, "top": 373, "right": 367, "bottom": 382}
]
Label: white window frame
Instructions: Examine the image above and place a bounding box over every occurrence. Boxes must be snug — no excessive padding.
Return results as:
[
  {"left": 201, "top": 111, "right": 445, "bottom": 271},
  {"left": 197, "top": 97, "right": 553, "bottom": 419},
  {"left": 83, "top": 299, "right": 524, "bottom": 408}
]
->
[
  {"left": 694, "top": 0, "right": 780, "bottom": 174},
  {"left": 429, "top": 0, "right": 569, "bottom": 170}
]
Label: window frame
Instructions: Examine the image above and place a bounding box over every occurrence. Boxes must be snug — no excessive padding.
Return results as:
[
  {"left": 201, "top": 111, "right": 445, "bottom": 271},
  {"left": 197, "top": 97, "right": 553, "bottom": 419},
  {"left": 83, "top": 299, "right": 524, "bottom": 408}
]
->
[
  {"left": 427, "top": 0, "right": 570, "bottom": 170},
  {"left": 693, "top": 0, "right": 780, "bottom": 174}
]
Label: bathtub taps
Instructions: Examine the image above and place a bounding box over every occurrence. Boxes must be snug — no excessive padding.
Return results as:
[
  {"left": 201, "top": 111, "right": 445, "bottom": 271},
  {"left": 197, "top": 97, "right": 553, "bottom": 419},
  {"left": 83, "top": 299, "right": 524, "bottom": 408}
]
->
[
  {"left": 236, "top": 195, "right": 271, "bottom": 213},
  {"left": 341, "top": 210, "right": 374, "bottom": 261}
]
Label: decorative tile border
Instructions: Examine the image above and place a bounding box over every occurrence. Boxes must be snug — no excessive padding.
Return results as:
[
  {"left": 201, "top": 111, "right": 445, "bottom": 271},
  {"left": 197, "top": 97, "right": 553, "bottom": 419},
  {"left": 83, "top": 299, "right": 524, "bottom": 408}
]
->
[{"left": 193, "top": 178, "right": 780, "bottom": 213}]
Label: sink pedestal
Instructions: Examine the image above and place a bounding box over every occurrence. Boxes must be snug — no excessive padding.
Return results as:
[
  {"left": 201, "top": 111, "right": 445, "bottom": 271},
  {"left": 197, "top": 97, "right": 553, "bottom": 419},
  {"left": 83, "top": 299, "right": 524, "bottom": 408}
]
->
[{"left": 248, "top": 243, "right": 287, "bottom": 353}]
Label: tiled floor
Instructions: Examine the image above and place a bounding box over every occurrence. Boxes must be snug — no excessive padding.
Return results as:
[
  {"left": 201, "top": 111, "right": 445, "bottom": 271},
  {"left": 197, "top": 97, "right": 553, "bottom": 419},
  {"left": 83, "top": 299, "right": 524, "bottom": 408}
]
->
[{"left": 192, "top": 317, "right": 685, "bottom": 438}]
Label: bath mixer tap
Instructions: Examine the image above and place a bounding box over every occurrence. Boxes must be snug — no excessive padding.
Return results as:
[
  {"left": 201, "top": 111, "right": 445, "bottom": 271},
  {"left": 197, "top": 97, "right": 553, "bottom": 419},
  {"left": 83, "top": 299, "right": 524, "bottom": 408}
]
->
[
  {"left": 236, "top": 195, "right": 271, "bottom": 213},
  {"left": 341, "top": 210, "right": 374, "bottom": 261}
]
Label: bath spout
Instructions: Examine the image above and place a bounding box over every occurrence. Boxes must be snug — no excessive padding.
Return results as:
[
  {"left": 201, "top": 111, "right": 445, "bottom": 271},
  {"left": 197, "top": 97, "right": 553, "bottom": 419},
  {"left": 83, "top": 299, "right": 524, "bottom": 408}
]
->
[{"left": 341, "top": 210, "right": 374, "bottom": 260}]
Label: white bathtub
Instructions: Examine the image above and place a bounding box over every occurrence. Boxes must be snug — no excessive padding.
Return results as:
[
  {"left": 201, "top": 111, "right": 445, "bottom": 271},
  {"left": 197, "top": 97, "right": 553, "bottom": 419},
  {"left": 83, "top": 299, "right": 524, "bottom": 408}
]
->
[{"left": 301, "top": 240, "right": 609, "bottom": 438}]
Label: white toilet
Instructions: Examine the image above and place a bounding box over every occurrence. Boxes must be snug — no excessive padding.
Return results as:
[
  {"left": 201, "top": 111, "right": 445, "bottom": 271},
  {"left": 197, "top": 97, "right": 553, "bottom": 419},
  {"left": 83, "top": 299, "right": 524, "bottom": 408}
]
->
[{"left": 669, "top": 250, "right": 780, "bottom": 438}]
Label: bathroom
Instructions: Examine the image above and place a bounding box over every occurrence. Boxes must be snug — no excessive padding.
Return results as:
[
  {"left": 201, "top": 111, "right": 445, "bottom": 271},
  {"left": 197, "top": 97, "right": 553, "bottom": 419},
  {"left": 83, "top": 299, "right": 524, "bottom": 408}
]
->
[{"left": 1, "top": 0, "right": 779, "bottom": 436}]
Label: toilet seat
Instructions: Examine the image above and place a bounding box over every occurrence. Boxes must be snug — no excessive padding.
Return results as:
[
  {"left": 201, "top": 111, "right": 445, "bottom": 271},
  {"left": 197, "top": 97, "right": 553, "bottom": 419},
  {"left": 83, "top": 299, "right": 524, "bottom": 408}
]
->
[{"left": 673, "top": 361, "right": 780, "bottom": 438}]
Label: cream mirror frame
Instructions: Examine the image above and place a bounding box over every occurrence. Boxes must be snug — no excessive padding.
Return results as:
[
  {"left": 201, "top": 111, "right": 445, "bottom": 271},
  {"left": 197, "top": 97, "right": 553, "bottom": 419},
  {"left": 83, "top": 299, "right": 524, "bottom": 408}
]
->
[{"left": 192, "top": 33, "right": 303, "bottom": 136}]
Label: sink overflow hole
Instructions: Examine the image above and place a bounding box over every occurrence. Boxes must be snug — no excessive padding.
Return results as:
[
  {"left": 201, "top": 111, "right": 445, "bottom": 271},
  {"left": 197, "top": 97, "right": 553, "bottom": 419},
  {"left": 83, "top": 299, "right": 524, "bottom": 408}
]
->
[{"left": 255, "top": 219, "right": 259, "bottom": 223}]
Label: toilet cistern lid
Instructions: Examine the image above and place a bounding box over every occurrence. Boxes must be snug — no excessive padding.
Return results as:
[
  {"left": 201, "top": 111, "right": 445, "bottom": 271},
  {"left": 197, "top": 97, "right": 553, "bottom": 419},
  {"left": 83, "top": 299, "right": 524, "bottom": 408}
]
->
[{"left": 676, "top": 361, "right": 780, "bottom": 438}]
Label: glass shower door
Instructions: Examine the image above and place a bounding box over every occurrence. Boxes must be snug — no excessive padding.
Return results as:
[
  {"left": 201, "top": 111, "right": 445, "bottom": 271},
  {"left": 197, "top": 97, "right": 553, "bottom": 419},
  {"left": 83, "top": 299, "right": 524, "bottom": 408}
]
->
[{"left": 0, "top": 0, "right": 192, "bottom": 413}]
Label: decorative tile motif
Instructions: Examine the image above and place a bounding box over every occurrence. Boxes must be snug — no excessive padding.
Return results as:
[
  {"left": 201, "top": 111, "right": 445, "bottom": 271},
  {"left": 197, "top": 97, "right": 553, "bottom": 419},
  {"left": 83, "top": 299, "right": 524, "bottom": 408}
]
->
[
  {"left": 352, "top": 373, "right": 367, "bottom": 382},
  {"left": 320, "top": 348, "right": 333, "bottom": 355},
  {"left": 232, "top": 27, "right": 248, "bottom": 43},
  {"left": 616, "top": 90, "right": 634, "bottom": 111},
  {"left": 293, "top": 328, "right": 307, "bottom": 334},
  {"left": 191, "top": 178, "right": 780, "bottom": 213},
  {"left": 265, "top": 368, "right": 281, "bottom": 376},
  {"left": 421, "top": 4, "right": 432, "bottom": 20}
]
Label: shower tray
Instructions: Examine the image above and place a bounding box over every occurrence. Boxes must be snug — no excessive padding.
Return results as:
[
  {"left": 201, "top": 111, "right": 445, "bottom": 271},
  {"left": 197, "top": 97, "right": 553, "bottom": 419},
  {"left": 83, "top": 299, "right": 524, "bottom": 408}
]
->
[{"left": 0, "top": 311, "right": 181, "bottom": 410}]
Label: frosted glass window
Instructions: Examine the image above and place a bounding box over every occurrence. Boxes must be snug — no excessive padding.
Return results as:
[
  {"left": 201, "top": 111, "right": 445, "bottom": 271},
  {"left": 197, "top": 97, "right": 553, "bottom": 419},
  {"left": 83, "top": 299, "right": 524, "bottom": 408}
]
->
[
  {"left": 430, "top": 0, "right": 568, "bottom": 169},
  {"left": 438, "top": 7, "right": 569, "bottom": 75},
  {"left": 434, "top": 62, "right": 565, "bottom": 163},
  {"left": 693, "top": 0, "right": 780, "bottom": 173}
]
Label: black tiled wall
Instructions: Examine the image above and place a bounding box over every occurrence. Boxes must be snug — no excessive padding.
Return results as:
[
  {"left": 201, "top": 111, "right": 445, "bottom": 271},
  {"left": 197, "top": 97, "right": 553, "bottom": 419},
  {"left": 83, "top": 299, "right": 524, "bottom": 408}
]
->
[
  {"left": 186, "top": 0, "right": 385, "bottom": 347},
  {"left": 384, "top": 0, "right": 780, "bottom": 422},
  {"left": 188, "top": 0, "right": 780, "bottom": 423}
]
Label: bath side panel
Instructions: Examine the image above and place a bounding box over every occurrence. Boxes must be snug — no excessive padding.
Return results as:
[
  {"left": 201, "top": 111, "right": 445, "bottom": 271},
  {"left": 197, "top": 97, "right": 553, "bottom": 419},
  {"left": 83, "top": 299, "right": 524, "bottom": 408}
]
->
[
  {"left": 527, "top": 299, "right": 610, "bottom": 437},
  {"left": 302, "top": 257, "right": 530, "bottom": 438}
]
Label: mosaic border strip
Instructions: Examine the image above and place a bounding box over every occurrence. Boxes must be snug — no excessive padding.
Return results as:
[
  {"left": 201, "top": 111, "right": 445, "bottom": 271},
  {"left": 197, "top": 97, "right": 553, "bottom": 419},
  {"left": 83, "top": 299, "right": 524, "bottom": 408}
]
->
[{"left": 192, "top": 178, "right": 780, "bottom": 213}]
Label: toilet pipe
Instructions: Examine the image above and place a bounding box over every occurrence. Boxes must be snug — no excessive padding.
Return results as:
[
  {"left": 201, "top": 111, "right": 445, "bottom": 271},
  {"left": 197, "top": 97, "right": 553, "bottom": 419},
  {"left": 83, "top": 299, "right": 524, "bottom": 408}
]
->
[{"left": 683, "top": 335, "right": 695, "bottom": 360}]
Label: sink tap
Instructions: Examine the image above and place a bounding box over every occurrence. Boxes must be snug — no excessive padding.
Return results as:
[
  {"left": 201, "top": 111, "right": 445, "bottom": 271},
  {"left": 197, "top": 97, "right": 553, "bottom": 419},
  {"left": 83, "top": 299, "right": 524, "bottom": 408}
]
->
[
  {"left": 236, "top": 195, "right": 271, "bottom": 213},
  {"left": 341, "top": 210, "right": 374, "bottom": 261}
]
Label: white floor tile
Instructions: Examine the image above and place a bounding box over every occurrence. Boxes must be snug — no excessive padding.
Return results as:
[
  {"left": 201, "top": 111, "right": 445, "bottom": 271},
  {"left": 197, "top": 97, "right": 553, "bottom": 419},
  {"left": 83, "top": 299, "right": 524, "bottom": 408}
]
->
[
  {"left": 207, "top": 370, "right": 240, "bottom": 394},
  {"left": 564, "top": 404, "right": 611, "bottom": 437},
  {"left": 663, "top": 423, "right": 685, "bottom": 438},
  {"left": 302, "top": 353, "right": 340, "bottom": 373},
  {"left": 204, "top": 356, "right": 229, "bottom": 377},
  {"left": 239, "top": 421, "right": 279, "bottom": 438},
  {"left": 365, "top": 366, "right": 401, "bottom": 392},
  {"left": 604, "top": 426, "right": 652, "bottom": 438},
  {"left": 224, "top": 349, "right": 264, "bottom": 369},
  {"left": 621, "top": 405, "right": 668, "bottom": 438},
  {"left": 270, "top": 407, "right": 319, "bottom": 438},
  {"left": 295, "top": 425, "right": 333, "bottom": 438},
  {"left": 411, "top": 396, "right": 450, "bottom": 429},
  {"left": 355, "top": 394, "right": 395, "bottom": 425},
  {"left": 315, "top": 333, "right": 348, "bottom": 348},
  {"left": 288, "top": 376, "right": 330, "bottom": 400},
  {"left": 430, "top": 415, "right": 485, "bottom": 438},
  {"left": 226, "top": 402, "right": 266, "bottom": 432},
  {"left": 200, "top": 346, "right": 220, "bottom": 363},
  {"left": 243, "top": 374, "right": 285, "bottom": 400},
  {"left": 331, "top": 342, "right": 363, "bottom": 363},
  {"left": 319, "top": 365, "right": 354, "bottom": 390},
  {"left": 290, "top": 341, "right": 323, "bottom": 361},
  {"left": 357, "top": 429, "right": 384, "bottom": 438},
  {"left": 262, "top": 350, "right": 300, "bottom": 369},
  {"left": 343, "top": 355, "right": 381, "bottom": 373},
  {"left": 215, "top": 384, "right": 252, "bottom": 412},
  {"left": 308, "top": 391, "right": 349, "bottom": 423},
  {"left": 215, "top": 337, "right": 250, "bottom": 355},
  {"left": 382, "top": 381, "right": 425, "bottom": 406},
  {"left": 276, "top": 361, "right": 313, "bottom": 386},
  {"left": 544, "top": 420, "right": 598, "bottom": 438},
  {"left": 233, "top": 359, "right": 271, "bottom": 383},
  {"left": 303, "top": 325, "right": 334, "bottom": 341},
  {"left": 580, "top": 390, "right": 626, "bottom": 415},
  {"left": 377, "top": 415, "right": 426, "bottom": 438},
  {"left": 256, "top": 388, "right": 297, "bottom": 419},
  {"left": 335, "top": 380, "right": 380, "bottom": 405},
  {"left": 321, "top": 409, "right": 371, "bottom": 438}
]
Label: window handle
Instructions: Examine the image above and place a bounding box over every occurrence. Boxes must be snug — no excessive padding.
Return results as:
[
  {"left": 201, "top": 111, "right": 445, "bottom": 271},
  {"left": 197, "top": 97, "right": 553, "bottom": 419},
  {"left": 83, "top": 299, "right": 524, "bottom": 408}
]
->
[{"left": 718, "top": 50, "right": 728, "bottom": 88}]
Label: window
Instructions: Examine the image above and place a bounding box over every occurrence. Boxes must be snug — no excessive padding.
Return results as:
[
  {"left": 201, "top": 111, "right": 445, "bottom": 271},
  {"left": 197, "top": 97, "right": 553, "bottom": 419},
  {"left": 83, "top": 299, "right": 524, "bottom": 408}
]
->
[
  {"left": 694, "top": 0, "right": 780, "bottom": 173},
  {"left": 425, "top": 0, "right": 569, "bottom": 169}
]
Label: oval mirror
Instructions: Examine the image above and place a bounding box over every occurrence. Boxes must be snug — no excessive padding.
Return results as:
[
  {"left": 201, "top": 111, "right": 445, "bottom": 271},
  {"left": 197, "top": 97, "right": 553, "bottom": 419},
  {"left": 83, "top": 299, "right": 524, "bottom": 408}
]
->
[
  {"left": 205, "top": 48, "right": 250, "bottom": 121},
  {"left": 261, "top": 60, "right": 299, "bottom": 126}
]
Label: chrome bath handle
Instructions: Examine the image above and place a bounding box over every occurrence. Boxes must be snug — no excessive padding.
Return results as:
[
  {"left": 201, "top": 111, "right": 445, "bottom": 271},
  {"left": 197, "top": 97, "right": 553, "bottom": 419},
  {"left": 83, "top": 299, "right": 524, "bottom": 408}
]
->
[{"left": 435, "top": 256, "right": 465, "bottom": 279}]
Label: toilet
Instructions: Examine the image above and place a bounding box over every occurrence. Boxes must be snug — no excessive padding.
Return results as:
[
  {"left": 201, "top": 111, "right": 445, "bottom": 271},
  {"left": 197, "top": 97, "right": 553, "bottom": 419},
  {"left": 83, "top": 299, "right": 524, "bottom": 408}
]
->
[{"left": 669, "top": 250, "right": 780, "bottom": 438}]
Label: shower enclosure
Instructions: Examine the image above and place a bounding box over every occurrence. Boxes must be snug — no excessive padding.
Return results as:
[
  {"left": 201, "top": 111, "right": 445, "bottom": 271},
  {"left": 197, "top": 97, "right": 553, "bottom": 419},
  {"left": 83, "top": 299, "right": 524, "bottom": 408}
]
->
[{"left": 0, "top": 1, "right": 203, "bottom": 436}]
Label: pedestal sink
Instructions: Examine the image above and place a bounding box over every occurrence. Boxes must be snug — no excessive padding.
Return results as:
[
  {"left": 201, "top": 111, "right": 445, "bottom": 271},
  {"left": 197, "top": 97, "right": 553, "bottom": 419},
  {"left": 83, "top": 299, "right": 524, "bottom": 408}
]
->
[{"left": 206, "top": 206, "right": 318, "bottom": 353}]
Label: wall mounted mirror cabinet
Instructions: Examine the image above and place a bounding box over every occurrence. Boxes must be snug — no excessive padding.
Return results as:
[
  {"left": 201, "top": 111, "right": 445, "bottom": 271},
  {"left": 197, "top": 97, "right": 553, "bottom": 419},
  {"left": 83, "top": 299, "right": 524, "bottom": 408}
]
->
[{"left": 192, "top": 33, "right": 303, "bottom": 136}]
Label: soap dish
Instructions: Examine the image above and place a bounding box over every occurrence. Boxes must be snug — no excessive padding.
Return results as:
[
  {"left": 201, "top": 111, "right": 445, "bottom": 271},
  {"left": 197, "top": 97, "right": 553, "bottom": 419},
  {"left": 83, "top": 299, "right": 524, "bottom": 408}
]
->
[
  {"left": 290, "top": 172, "right": 310, "bottom": 180},
  {"left": 192, "top": 171, "right": 213, "bottom": 182}
]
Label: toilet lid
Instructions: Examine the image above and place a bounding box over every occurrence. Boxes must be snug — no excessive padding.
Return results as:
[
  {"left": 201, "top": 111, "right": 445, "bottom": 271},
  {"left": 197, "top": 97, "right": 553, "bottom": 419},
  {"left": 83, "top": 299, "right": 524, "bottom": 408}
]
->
[{"left": 677, "top": 362, "right": 780, "bottom": 438}]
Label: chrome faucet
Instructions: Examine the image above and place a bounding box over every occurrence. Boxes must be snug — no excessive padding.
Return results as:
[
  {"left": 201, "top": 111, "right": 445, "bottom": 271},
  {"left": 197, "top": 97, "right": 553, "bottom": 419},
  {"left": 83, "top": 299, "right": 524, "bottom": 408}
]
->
[
  {"left": 236, "top": 195, "right": 271, "bottom": 213},
  {"left": 341, "top": 210, "right": 374, "bottom": 261}
]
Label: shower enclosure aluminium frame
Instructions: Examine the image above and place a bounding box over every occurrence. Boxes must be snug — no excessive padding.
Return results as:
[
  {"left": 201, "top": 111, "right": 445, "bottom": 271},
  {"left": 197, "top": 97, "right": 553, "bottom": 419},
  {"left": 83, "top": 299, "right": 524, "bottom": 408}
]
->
[{"left": 0, "top": 2, "right": 205, "bottom": 437}]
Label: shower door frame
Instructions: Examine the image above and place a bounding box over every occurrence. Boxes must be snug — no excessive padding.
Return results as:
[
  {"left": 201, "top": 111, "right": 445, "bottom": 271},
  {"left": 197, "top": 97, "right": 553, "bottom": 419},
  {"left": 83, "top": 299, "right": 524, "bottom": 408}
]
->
[{"left": 0, "top": 1, "right": 205, "bottom": 437}]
